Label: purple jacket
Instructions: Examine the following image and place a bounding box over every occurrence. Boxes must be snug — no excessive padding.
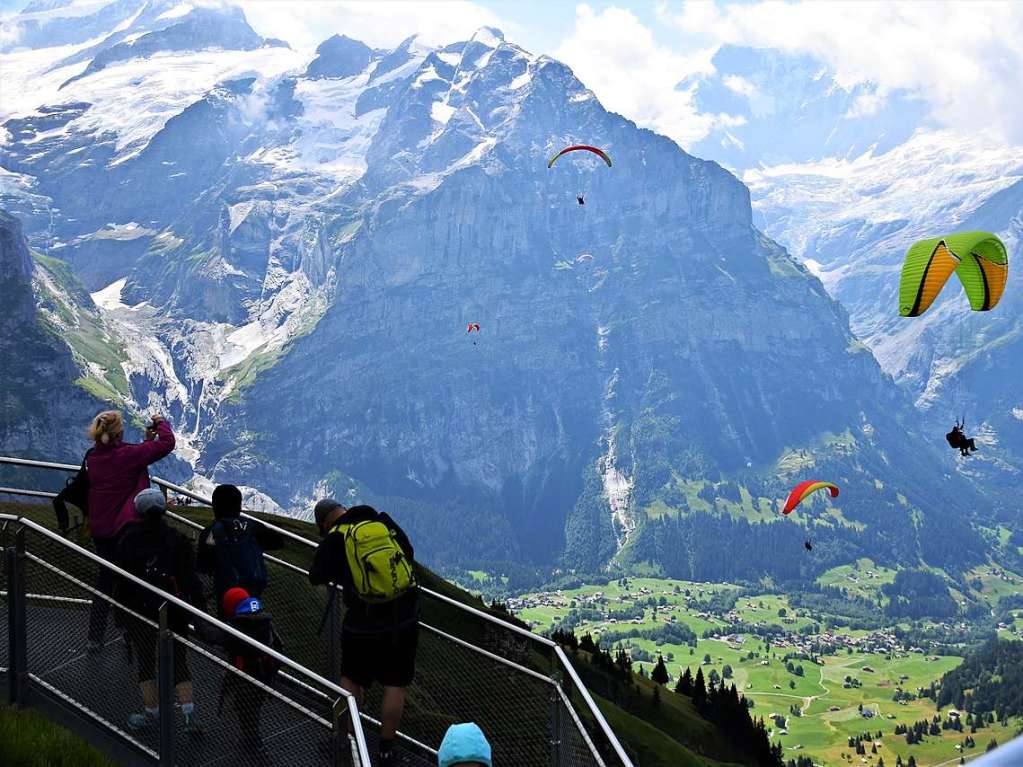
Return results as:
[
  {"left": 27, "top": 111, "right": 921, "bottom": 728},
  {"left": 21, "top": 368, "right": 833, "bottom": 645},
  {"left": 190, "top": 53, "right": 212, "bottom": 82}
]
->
[{"left": 86, "top": 420, "right": 175, "bottom": 539}]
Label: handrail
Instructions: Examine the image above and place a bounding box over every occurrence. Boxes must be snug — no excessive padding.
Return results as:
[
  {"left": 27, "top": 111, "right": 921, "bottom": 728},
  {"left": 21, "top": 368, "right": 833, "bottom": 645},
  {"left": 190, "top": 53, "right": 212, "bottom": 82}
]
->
[
  {"left": 0, "top": 454, "right": 634, "bottom": 766},
  {"left": 0, "top": 485, "right": 317, "bottom": 580},
  {"left": 0, "top": 457, "right": 555, "bottom": 644},
  {"left": 0, "top": 512, "right": 374, "bottom": 765},
  {"left": 555, "top": 645, "right": 632, "bottom": 766},
  {"left": 1, "top": 514, "right": 342, "bottom": 695},
  {"left": 0, "top": 486, "right": 59, "bottom": 499}
]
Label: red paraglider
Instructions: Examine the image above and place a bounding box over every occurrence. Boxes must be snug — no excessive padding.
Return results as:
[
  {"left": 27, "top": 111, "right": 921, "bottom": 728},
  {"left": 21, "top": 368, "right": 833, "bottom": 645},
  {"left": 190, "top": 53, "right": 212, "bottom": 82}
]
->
[
  {"left": 782, "top": 480, "right": 840, "bottom": 515},
  {"left": 547, "top": 145, "right": 612, "bottom": 168},
  {"left": 466, "top": 323, "right": 480, "bottom": 333}
]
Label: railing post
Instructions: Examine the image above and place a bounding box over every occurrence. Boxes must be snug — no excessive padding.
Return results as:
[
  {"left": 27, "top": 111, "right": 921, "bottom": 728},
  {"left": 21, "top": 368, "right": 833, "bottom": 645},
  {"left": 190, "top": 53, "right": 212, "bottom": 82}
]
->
[
  {"left": 331, "top": 696, "right": 348, "bottom": 766},
  {"left": 6, "top": 526, "right": 27, "bottom": 704},
  {"left": 157, "top": 603, "right": 175, "bottom": 767},
  {"left": 550, "top": 670, "right": 564, "bottom": 767}
]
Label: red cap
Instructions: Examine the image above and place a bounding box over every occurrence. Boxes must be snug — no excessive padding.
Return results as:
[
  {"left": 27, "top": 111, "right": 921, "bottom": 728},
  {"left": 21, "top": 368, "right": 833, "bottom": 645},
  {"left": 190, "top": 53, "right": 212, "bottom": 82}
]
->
[{"left": 222, "top": 587, "right": 250, "bottom": 617}]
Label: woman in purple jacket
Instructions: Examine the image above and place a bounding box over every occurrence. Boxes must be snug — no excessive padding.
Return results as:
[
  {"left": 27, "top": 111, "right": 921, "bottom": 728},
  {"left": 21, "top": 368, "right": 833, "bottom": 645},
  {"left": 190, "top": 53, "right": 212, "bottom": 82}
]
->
[{"left": 85, "top": 410, "right": 175, "bottom": 651}]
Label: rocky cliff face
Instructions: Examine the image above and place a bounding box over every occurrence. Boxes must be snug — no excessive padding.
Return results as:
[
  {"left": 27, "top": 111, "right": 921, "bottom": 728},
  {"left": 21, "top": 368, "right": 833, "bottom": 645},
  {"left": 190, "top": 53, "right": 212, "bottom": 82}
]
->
[
  {"left": 0, "top": 211, "right": 101, "bottom": 467},
  {"left": 0, "top": 3, "right": 989, "bottom": 574}
]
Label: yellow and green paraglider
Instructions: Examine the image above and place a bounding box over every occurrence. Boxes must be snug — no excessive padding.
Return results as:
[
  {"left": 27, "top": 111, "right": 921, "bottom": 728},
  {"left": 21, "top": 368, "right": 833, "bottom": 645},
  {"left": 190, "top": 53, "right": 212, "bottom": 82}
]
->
[{"left": 898, "top": 231, "right": 1008, "bottom": 317}]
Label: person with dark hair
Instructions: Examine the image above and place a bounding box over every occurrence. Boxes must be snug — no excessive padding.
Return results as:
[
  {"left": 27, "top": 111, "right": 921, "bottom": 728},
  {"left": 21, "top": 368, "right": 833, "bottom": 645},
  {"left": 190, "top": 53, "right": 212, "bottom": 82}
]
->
[
  {"left": 197, "top": 484, "right": 284, "bottom": 611},
  {"left": 85, "top": 411, "right": 175, "bottom": 652},
  {"left": 116, "top": 488, "right": 206, "bottom": 734},
  {"left": 309, "top": 499, "right": 420, "bottom": 767}
]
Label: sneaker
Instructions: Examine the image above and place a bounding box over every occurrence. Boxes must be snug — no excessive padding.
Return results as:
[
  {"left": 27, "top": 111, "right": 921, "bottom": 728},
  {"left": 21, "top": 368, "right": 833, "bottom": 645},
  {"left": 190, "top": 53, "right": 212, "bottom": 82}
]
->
[{"left": 127, "top": 711, "right": 157, "bottom": 731}]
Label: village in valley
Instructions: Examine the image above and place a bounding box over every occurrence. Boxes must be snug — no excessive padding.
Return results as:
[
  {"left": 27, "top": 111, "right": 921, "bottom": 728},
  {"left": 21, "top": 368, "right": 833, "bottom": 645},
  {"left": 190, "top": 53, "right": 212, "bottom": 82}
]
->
[{"left": 501, "top": 567, "right": 1023, "bottom": 767}]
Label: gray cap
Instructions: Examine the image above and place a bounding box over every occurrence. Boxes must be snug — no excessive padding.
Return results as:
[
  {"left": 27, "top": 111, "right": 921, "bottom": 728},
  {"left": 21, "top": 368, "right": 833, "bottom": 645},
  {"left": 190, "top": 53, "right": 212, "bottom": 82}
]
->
[
  {"left": 135, "top": 487, "right": 166, "bottom": 517},
  {"left": 314, "top": 498, "right": 344, "bottom": 531}
]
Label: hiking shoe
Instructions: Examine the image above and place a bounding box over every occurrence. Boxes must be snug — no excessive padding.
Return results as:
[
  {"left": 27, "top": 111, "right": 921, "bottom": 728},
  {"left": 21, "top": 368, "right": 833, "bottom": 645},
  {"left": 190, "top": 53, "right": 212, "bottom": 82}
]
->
[{"left": 127, "top": 711, "right": 157, "bottom": 731}]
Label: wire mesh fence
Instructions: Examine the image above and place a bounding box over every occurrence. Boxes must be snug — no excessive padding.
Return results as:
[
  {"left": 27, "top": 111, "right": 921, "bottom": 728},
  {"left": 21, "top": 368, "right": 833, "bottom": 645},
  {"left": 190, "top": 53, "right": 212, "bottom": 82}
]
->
[
  {"left": 0, "top": 457, "right": 633, "bottom": 766},
  {"left": 1, "top": 517, "right": 374, "bottom": 767}
]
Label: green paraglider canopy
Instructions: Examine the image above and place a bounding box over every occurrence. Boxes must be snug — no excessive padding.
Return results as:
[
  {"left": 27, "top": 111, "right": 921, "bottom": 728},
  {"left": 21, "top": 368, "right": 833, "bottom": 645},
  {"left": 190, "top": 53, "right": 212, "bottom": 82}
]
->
[{"left": 899, "top": 231, "right": 1008, "bottom": 317}]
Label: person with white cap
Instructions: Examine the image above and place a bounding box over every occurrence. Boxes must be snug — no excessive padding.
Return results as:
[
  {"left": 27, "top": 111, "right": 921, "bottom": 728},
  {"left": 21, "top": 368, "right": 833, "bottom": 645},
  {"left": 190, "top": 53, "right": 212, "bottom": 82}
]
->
[
  {"left": 438, "top": 722, "right": 493, "bottom": 767},
  {"left": 116, "top": 487, "right": 207, "bottom": 734}
]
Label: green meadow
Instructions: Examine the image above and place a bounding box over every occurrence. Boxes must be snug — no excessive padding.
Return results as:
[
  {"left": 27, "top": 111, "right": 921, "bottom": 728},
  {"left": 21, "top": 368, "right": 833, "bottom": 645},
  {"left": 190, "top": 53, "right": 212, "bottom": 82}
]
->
[{"left": 513, "top": 576, "right": 1020, "bottom": 766}]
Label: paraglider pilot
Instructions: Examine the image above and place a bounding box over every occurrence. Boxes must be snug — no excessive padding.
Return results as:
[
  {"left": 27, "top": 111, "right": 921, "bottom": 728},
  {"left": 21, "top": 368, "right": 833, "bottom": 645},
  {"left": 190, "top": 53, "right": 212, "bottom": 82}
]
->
[
  {"left": 577, "top": 196, "right": 585, "bottom": 205},
  {"left": 946, "top": 418, "right": 978, "bottom": 457}
]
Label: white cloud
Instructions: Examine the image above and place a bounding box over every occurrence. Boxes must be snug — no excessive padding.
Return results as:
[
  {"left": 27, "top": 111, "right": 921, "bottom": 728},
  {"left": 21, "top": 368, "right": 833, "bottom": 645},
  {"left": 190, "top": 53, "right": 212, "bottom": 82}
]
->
[
  {"left": 233, "top": 0, "right": 506, "bottom": 52},
  {"left": 0, "top": 10, "right": 23, "bottom": 47},
  {"left": 661, "top": 0, "right": 1023, "bottom": 142},
  {"left": 553, "top": 4, "right": 730, "bottom": 148},
  {"left": 722, "top": 74, "right": 754, "bottom": 98}
]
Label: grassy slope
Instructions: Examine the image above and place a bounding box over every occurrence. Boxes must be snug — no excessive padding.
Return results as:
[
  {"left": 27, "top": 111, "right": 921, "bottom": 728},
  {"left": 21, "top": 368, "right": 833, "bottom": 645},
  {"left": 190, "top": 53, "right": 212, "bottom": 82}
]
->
[
  {"left": 511, "top": 576, "right": 1023, "bottom": 766},
  {"left": 0, "top": 501, "right": 746, "bottom": 767},
  {"left": 0, "top": 704, "right": 116, "bottom": 767}
]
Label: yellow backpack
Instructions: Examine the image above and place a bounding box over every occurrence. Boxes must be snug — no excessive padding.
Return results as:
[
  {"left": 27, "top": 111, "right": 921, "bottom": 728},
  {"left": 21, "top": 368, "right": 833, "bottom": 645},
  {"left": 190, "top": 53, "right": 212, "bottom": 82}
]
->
[{"left": 332, "top": 519, "right": 415, "bottom": 603}]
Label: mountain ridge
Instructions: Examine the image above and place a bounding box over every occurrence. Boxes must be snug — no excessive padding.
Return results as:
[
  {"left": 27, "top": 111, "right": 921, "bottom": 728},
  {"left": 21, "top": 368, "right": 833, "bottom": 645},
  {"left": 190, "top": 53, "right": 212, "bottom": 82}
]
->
[{"left": 0, "top": 1, "right": 998, "bottom": 581}]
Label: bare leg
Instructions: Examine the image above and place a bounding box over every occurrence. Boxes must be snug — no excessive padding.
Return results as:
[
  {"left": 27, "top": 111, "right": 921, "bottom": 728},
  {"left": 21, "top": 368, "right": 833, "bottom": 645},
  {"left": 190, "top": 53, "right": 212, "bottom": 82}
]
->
[{"left": 379, "top": 686, "right": 406, "bottom": 741}]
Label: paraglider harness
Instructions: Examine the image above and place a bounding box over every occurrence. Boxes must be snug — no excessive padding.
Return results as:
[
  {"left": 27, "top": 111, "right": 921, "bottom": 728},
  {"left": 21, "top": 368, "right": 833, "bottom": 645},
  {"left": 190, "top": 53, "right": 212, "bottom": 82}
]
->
[{"left": 946, "top": 418, "right": 977, "bottom": 457}]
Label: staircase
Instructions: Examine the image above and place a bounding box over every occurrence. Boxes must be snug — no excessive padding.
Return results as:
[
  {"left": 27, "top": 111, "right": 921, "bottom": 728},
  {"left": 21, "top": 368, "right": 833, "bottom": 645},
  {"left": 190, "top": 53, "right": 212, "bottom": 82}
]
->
[{"left": 0, "top": 456, "right": 632, "bottom": 767}]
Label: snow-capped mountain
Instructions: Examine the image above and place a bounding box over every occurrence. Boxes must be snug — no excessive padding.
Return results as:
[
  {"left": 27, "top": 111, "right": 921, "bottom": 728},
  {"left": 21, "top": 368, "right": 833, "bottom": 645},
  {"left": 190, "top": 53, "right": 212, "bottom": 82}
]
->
[
  {"left": 0, "top": 2, "right": 993, "bottom": 577},
  {"left": 690, "top": 45, "right": 1023, "bottom": 490}
]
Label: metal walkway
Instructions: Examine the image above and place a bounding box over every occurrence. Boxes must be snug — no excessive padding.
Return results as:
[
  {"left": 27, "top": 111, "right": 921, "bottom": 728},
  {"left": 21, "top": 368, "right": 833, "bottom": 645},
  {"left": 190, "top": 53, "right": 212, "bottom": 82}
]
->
[{"left": 0, "top": 456, "right": 633, "bottom": 767}]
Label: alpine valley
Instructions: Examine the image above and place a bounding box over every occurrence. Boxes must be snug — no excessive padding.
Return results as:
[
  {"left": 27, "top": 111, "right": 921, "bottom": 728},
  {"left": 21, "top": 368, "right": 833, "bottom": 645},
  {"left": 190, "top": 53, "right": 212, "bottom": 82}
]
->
[{"left": 1, "top": 0, "right": 1020, "bottom": 595}]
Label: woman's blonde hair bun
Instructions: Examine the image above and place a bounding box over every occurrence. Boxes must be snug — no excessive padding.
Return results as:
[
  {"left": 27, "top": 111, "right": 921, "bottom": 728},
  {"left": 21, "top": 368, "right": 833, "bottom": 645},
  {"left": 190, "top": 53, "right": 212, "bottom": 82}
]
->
[{"left": 89, "top": 410, "right": 124, "bottom": 444}]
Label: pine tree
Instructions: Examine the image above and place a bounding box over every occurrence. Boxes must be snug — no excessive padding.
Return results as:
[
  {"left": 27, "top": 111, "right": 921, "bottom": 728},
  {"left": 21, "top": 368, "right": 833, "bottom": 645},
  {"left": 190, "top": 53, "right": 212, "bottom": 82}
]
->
[
  {"left": 675, "top": 667, "right": 693, "bottom": 696},
  {"left": 693, "top": 667, "right": 707, "bottom": 709},
  {"left": 652, "top": 655, "right": 669, "bottom": 685}
]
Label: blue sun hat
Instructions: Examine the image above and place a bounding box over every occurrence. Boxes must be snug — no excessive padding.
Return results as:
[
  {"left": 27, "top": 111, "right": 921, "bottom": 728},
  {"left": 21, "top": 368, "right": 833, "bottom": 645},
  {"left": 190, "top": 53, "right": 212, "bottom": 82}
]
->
[{"left": 438, "top": 722, "right": 492, "bottom": 767}]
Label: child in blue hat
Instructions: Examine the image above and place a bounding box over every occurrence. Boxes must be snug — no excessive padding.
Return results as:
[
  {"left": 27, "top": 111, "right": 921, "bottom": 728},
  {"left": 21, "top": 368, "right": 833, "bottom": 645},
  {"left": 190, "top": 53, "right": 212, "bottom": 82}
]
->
[{"left": 438, "top": 722, "right": 492, "bottom": 767}]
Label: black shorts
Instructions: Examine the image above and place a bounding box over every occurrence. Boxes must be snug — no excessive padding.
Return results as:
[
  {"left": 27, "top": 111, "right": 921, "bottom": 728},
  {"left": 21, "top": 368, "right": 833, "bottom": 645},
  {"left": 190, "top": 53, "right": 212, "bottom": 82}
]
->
[{"left": 340, "top": 624, "right": 418, "bottom": 688}]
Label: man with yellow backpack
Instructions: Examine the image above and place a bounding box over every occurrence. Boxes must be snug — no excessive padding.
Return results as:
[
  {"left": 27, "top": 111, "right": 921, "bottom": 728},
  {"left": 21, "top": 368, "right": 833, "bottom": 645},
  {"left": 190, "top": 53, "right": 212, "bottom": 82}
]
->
[{"left": 309, "top": 499, "right": 419, "bottom": 767}]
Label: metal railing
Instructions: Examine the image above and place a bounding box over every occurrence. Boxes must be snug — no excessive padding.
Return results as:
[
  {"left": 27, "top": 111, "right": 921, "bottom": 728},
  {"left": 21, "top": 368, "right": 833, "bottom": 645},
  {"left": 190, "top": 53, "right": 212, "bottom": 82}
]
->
[
  {"left": 0, "top": 455, "right": 633, "bottom": 766},
  {"left": 1, "top": 513, "right": 373, "bottom": 766}
]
